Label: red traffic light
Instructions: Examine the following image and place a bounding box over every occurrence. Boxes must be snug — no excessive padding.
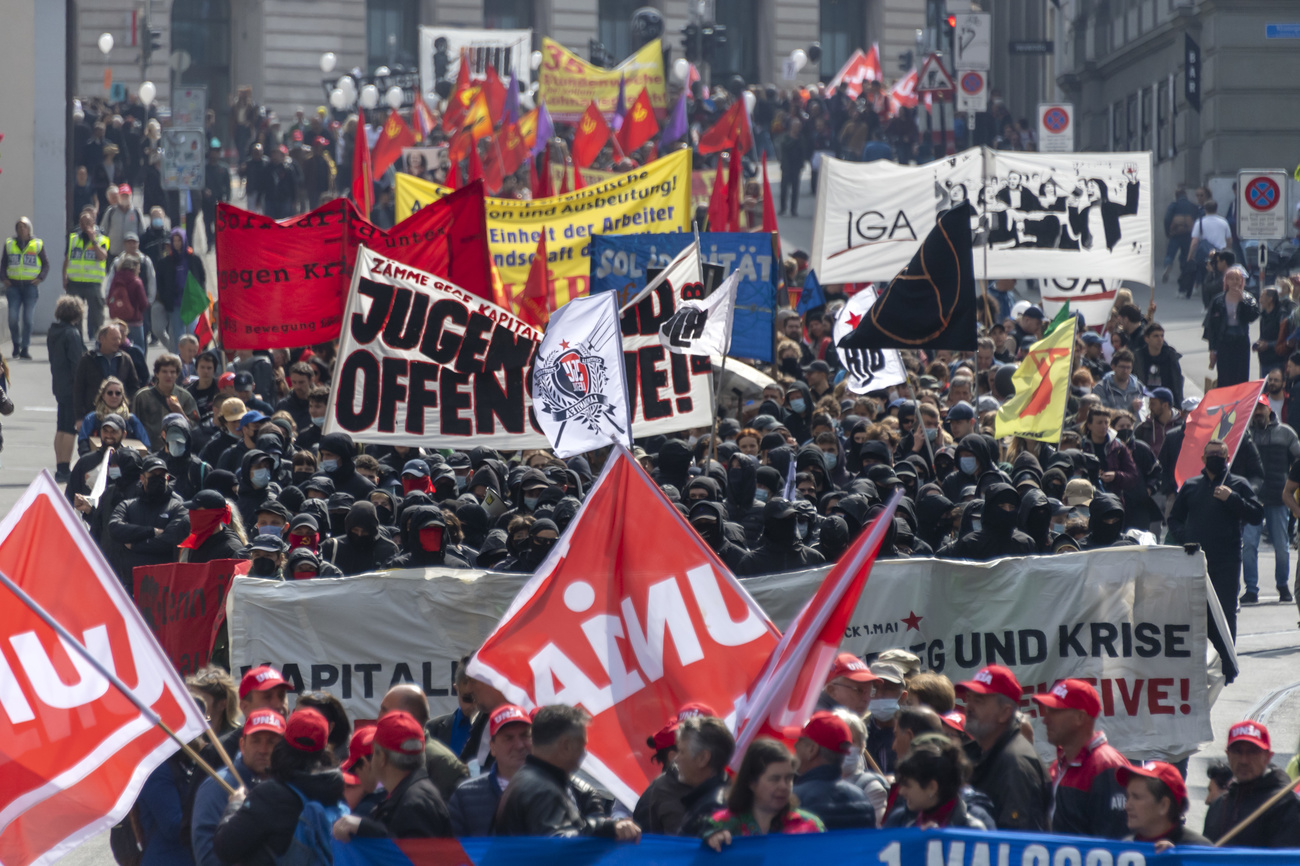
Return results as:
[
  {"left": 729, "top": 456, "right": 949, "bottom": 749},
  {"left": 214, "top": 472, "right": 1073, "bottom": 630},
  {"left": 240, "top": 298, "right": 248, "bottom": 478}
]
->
[{"left": 947, "top": 14, "right": 957, "bottom": 27}]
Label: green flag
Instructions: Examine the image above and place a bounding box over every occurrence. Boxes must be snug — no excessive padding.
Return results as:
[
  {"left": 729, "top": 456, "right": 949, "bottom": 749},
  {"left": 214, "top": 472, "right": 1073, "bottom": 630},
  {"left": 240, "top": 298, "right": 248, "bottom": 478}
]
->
[
  {"left": 180, "top": 271, "right": 208, "bottom": 325},
  {"left": 1043, "top": 302, "right": 1071, "bottom": 337}
]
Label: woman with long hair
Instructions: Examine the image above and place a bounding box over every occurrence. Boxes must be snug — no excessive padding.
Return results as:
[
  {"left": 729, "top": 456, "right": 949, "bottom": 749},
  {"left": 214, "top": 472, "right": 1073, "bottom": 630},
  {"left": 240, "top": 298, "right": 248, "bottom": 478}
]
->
[
  {"left": 77, "top": 375, "right": 149, "bottom": 454},
  {"left": 702, "top": 738, "right": 824, "bottom": 849}
]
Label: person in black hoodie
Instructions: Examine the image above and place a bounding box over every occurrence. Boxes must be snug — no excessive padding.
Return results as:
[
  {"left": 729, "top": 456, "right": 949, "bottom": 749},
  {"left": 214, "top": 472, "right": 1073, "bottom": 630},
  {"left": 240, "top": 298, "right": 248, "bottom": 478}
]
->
[
  {"left": 1085, "top": 493, "right": 1138, "bottom": 549},
  {"left": 454, "top": 498, "right": 491, "bottom": 550},
  {"left": 316, "top": 432, "right": 375, "bottom": 500},
  {"left": 783, "top": 381, "right": 814, "bottom": 444},
  {"left": 158, "top": 413, "right": 210, "bottom": 502},
  {"left": 942, "top": 434, "right": 995, "bottom": 502},
  {"left": 815, "top": 515, "right": 851, "bottom": 561},
  {"left": 494, "top": 467, "right": 551, "bottom": 529},
  {"left": 688, "top": 501, "right": 748, "bottom": 572},
  {"left": 1017, "top": 489, "right": 1055, "bottom": 553},
  {"left": 654, "top": 439, "right": 694, "bottom": 491},
  {"left": 500, "top": 518, "right": 560, "bottom": 573},
  {"left": 736, "top": 498, "right": 826, "bottom": 575},
  {"left": 214, "top": 708, "right": 346, "bottom": 865},
  {"left": 107, "top": 456, "right": 189, "bottom": 590},
  {"left": 235, "top": 449, "right": 280, "bottom": 527},
  {"left": 725, "top": 453, "right": 765, "bottom": 545},
  {"left": 178, "top": 489, "right": 246, "bottom": 563},
  {"left": 386, "top": 506, "right": 469, "bottom": 569},
  {"left": 937, "top": 483, "right": 1036, "bottom": 561},
  {"left": 320, "top": 501, "right": 399, "bottom": 575}
]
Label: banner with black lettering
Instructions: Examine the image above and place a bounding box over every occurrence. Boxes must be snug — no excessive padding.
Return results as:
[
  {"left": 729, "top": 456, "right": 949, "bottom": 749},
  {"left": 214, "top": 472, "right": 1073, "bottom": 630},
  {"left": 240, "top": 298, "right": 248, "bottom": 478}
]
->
[
  {"left": 811, "top": 149, "right": 1153, "bottom": 285},
  {"left": 833, "top": 287, "right": 907, "bottom": 394},
  {"left": 1039, "top": 278, "right": 1121, "bottom": 327},
  {"left": 230, "top": 546, "right": 1220, "bottom": 761}
]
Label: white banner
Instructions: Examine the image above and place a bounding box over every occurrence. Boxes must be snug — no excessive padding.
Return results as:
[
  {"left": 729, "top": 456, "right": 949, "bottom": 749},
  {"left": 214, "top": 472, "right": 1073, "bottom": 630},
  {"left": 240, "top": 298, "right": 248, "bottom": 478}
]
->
[
  {"left": 1039, "top": 278, "right": 1121, "bottom": 327},
  {"left": 834, "top": 287, "right": 907, "bottom": 394},
  {"left": 418, "top": 26, "right": 533, "bottom": 98},
  {"left": 230, "top": 547, "right": 1217, "bottom": 761},
  {"left": 658, "top": 270, "right": 737, "bottom": 358},
  {"left": 811, "top": 148, "right": 1154, "bottom": 286}
]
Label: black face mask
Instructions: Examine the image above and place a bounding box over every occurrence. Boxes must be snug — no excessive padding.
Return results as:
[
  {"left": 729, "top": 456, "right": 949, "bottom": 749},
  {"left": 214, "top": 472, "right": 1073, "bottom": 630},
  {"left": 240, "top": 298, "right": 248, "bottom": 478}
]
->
[
  {"left": 293, "top": 470, "right": 314, "bottom": 486},
  {"left": 1205, "top": 455, "right": 1227, "bottom": 477},
  {"left": 1090, "top": 517, "right": 1123, "bottom": 546},
  {"left": 143, "top": 475, "right": 168, "bottom": 501},
  {"left": 984, "top": 504, "right": 1018, "bottom": 537},
  {"left": 248, "top": 557, "right": 279, "bottom": 577},
  {"left": 692, "top": 520, "right": 722, "bottom": 548},
  {"left": 350, "top": 532, "right": 375, "bottom": 548},
  {"left": 780, "top": 357, "right": 801, "bottom": 376},
  {"left": 1116, "top": 428, "right": 1133, "bottom": 443},
  {"left": 531, "top": 536, "right": 556, "bottom": 558},
  {"left": 329, "top": 513, "right": 348, "bottom": 536},
  {"left": 375, "top": 505, "right": 394, "bottom": 525}
]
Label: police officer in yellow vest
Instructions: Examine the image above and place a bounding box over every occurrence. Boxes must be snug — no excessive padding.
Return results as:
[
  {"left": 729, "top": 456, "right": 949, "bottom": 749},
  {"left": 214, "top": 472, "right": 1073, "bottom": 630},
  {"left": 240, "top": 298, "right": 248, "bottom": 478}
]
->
[
  {"left": 63, "top": 209, "right": 110, "bottom": 340},
  {"left": 2, "top": 217, "right": 50, "bottom": 359}
]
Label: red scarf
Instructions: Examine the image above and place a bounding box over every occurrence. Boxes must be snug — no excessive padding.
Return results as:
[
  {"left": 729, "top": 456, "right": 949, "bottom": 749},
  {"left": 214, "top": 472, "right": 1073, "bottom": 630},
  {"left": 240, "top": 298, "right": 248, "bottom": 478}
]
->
[
  {"left": 181, "top": 506, "right": 231, "bottom": 549},
  {"left": 402, "top": 475, "right": 433, "bottom": 495},
  {"left": 917, "top": 798, "right": 960, "bottom": 828}
]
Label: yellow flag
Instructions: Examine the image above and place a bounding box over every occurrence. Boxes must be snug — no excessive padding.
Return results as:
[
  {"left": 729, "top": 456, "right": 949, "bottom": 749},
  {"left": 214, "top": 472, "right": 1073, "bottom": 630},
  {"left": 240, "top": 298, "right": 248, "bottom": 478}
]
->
[{"left": 994, "top": 318, "right": 1076, "bottom": 443}]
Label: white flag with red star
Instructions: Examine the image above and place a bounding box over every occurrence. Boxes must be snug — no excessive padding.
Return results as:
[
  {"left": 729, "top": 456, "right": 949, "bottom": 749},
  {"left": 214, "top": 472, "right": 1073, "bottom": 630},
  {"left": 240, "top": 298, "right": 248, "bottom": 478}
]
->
[{"left": 833, "top": 287, "right": 908, "bottom": 395}]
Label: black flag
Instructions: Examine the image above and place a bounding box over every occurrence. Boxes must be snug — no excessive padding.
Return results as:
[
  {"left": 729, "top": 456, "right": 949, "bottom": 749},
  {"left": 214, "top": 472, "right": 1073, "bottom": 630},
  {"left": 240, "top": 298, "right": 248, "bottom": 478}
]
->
[{"left": 837, "top": 202, "right": 977, "bottom": 351}]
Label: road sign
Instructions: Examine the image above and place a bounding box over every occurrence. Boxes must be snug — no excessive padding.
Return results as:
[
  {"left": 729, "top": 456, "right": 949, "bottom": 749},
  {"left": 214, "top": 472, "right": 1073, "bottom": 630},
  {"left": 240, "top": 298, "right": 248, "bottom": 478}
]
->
[
  {"left": 952, "top": 12, "right": 991, "bottom": 70},
  {"left": 1237, "top": 170, "right": 1289, "bottom": 239},
  {"left": 159, "top": 128, "right": 205, "bottom": 190},
  {"left": 172, "top": 86, "right": 207, "bottom": 128},
  {"left": 1037, "top": 103, "right": 1074, "bottom": 153},
  {"left": 917, "top": 53, "right": 955, "bottom": 98},
  {"left": 956, "top": 69, "right": 987, "bottom": 113},
  {"left": 1265, "top": 23, "right": 1300, "bottom": 39},
  {"left": 1009, "top": 40, "right": 1054, "bottom": 54}
]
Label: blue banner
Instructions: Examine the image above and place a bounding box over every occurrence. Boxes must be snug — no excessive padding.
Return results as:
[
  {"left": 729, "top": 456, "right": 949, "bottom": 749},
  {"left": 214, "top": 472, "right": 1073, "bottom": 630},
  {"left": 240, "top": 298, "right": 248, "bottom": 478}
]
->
[
  {"left": 333, "top": 827, "right": 1288, "bottom": 865},
  {"left": 590, "top": 232, "right": 778, "bottom": 363}
]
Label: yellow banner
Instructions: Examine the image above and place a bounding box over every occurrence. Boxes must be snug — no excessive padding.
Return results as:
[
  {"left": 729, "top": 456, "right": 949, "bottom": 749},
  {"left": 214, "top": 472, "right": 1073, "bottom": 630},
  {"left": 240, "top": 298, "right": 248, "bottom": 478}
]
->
[
  {"left": 994, "top": 318, "right": 1077, "bottom": 443},
  {"left": 539, "top": 37, "right": 666, "bottom": 121},
  {"left": 395, "top": 149, "right": 691, "bottom": 311}
]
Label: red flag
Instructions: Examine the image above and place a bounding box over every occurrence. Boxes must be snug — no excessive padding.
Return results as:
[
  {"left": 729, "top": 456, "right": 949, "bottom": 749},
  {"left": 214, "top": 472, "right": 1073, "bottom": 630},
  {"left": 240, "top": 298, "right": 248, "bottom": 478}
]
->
[
  {"left": 351, "top": 117, "right": 374, "bottom": 218},
  {"left": 616, "top": 87, "right": 660, "bottom": 154},
  {"left": 698, "top": 100, "right": 753, "bottom": 155},
  {"left": 571, "top": 101, "right": 611, "bottom": 168},
  {"left": 534, "top": 152, "right": 552, "bottom": 198},
  {"left": 482, "top": 139, "right": 505, "bottom": 195},
  {"left": 0, "top": 475, "right": 209, "bottom": 866},
  {"left": 705, "top": 152, "right": 730, "bottom": 232},
  {"left": 371, "top": 109, "right": 418, "bottom": 177},
  {"left": 412, "top": 93, "right": 438, "bottom": 141},
  {"left": 1173, "top": 379, "right": 1265, "bottom": 487},
  {"left": 445, "top": 154, "right": 460, "bottom": 190},
  {"left": 558, "top": 162, "right": 570, "bottom": 195},
  {"left": 731, "top": 493, "right": 900, "bottom": 764},
  {"left": 725, "top": 144, "right": 742, "bottom": 232},
  {"left": 518, "top": 231, "right": 553, "bottom": 327},
  {"left": 499, "top": 120, "right": 528, "bottom": 176},
  {"left": 442, "top": 51, "right": 472, "bottom": 132},
  {"left": 572, "top": 164, "right": 585, "bottom": 190},
  {"left": 760, "top": 153, "right": 779, "bottom": 232},
  {"left": 133, "top": 560, "right": 251, "bottom": 674},
  {"left": 466, "top": 448, "right": 779, "bottom": 807},
  {"left": 467, "top": 140, "right": 485, "bottom": 186},
  {"left": 483, "top": 65, "right": 508, "bottom": 125}
]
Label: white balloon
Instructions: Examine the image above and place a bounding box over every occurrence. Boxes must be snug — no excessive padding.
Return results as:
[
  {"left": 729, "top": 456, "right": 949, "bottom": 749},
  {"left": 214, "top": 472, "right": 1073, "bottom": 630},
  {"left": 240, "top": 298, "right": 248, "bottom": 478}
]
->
[
  {"left": 385, "top": 85, "right": 404, "bottom": 109},
  {"left": 337, "top": 75, "right": 356, "bottom": 97},
  {"left": 98, "top": 32, "right": 114, "bottom": 55},
  {"left": 138, "top": 81, "right": 157, "bottom": 107},
  {"left": 673, "top": 58, "right": 690, "bottom": 82},
  {"left": 360, "top": 84, "right": 379, "bottom": 109},
  {"left": 791, "top": 49, "right": 808, "bottom": 70},
  {"left": 375, "top": 65, "right": 391, "bottom": 78},
  {"left": 329, "top": 88, "right": 347, "bottom": 110},
  {"left": 320, "top": 52, "right": 337, "bottom": 73},
  {"left": 530, "top": 50, "right": 543, "bottom": 70},
  {"left": 742, "top": 90, "right": 756, "bottom": 112}
]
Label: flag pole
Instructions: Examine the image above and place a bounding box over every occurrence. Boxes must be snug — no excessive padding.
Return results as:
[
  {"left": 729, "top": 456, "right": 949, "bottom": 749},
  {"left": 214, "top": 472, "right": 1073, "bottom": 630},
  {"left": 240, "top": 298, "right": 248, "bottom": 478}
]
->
[
  {"left": 0, "top": 568, "right": 238, "bottom": 797},
  {"left": 1214, "top": 776, "right": 1300, "bottom": 846}
]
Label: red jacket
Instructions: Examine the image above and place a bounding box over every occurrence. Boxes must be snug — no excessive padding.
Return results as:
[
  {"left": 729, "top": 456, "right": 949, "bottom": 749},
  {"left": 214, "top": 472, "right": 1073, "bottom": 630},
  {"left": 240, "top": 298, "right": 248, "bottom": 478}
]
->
[
  {"left": 106, "top": 269, "right": 148, "bottom": 325},
  {"left": 1048, "top": 731, "right": 1130, "bottom": 838}
]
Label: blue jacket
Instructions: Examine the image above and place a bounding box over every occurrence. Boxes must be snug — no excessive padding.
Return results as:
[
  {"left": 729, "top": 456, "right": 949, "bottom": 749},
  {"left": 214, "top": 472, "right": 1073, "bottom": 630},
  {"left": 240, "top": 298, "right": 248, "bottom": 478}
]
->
[
  {"left": 447, "top": 765, "right": 505, "bottom": 836},
  {"left": 191, "top": 754, "right": 253, "bottom": 866},
  {"left": 792, "top": 763, "right": 876, "bottom": 831},
  {"left": 78, "top": 410, "right": 151, "bottom": 450},
  {"left": 137, "top": 757, "right": 196, "bottom": 866}
]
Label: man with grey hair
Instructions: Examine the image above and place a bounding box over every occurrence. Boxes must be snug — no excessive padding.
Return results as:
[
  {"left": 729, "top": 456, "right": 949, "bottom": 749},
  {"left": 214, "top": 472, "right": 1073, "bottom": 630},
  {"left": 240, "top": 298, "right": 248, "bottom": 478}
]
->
[
  {"left": 834, "top": 708, "right": 888, "bottom": 825},
  {"left": 956, "top": 665, "right": 1050, "bottom": 831},
  {"left": 495, "top": 705, "right": 641, "bottom": 840},
  {"left": 793, "top": 711, "right": 876, "bottom": 829},
  {"left": 333, "top": 710, "right": 452, "bottom": 840},
  {"left": 673, "top": 715, "right": 735, "bottom": 837},
  {"left": 1203, "top": 263, "right": 1259, "bottom": 387}
]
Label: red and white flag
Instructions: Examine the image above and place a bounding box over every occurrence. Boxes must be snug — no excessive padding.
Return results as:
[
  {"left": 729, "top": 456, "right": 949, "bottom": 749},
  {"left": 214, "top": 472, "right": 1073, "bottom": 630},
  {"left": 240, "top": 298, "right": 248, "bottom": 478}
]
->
[
  {"left": 467, "top": 448, "right": 779, "bottom": 806},
  {"left": 0, "top": 473, "right": 208, "bottom": 866},
  {"left": 828, "top": 45, "right": 883, "bottom": 100},
  {"left": 889, "top": 69, "right": 919, "bottom": 111},
  {"left": 730, "top": 492, "right": 901, "bottom": 764}
]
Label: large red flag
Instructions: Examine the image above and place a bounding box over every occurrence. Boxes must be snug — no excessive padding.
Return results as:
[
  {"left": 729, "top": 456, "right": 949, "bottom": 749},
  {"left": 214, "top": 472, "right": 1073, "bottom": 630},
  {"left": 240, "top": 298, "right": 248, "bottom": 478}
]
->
[
  {"left": 730, "top": 493, "right": 900, "bottom": 764},
  {"left": 760, "top": 153, "right": 779, "bottom": 232},
  {"left": 0, "top": 474, "right": 209, "bottom": 866},
  {"left": 705, "top": 152, "right": 730, "bottom": 232},
  {"left": 698, "top": 100, "right": 753, "bottom": 155},
  {"left": 351, "top": 117, "right": 374, "bottom": 218},
  {"left": 571, "top": 101, "right": 611, "bottom": 168},
  {"left": 442, "top": 51, "right": 472, "bottom": 132},
  {"left": 616, "top": 87, "right": 660, "bottom": 154},
  {"left": 467, "top": 448, "right": 779, "bottom": 806},
  {"left": 724, "top": 144, "right": 742, "bottom": 232},
  {"left": 1174, "top": 379, "right": 1265, "bottom": 487},
  {"left": 517, "top": 231, "right": 553, "bottom": 327},
  {"left": 445, "top": 153, "right": 460, "bottom": 190},
  {"left": 467, "top": 140, "right": 485, "bottom": 187},
  {"left": 483, "top": 65, "right": 508, "bottom": 125},
  {"left": 482, "top": 139, "right": 505, "bottom": 195},
  {"left": 572, "top": 163, "right": 585, "bottom": 190},
  {"left": 371, "top": 109, "right": 418, "bottom": 177},
  {"left": 498, "top": 120, "right": 528, "bottom": 176}
]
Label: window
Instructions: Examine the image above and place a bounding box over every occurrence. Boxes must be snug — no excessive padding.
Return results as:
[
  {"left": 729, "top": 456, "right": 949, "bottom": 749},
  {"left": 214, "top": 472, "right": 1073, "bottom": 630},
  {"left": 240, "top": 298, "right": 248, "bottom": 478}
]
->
[
  {"left": 1140, "top": 87, "right": 1152, "bottom": 151},
  {"left": 367, "top": 0, "right": 418, "bottom": 71},
  {"left": 1156, "top": 78, "right": 1169, "bottom": 158},
  {"left": 713, "top": 0, "right": 759, "bottom": 84},
  {"left": 1126, "top": 93, "right": 1138, "bottom": 151},
  {"left": 820, "top": 0, "right": 868, "bottom": 81},
  {"left": 485, "top": 0, "right": 534, "bottom": 29},
  {"left": 598, "top": 0, "right": 641, "bottom": 65}
]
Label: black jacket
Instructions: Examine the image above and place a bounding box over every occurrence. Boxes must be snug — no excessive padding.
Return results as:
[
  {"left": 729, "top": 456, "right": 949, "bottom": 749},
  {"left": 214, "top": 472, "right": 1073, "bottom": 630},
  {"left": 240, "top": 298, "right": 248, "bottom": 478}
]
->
[
  {"left": 736, "top": 498, "right": 825, "bottom": 576},
  {"left": 47, "top": 321, "right": 85, "bottom": 405},
  {"left": 447, "top": 766, "right": 505, "bottom": 837},
  {"left": 1203, "top": 768, "right": 1300, "bottom": 848},
  {"left": 677, "top": 774, "right": 729, "bottom": 838},
  {"left": 1132, "top": 344, "right": 1184, "bottom": 407},
  {"left": 357, "top": 766, "right": 453, "bottom": 839},
  {"left": 107, "top": 489, "right": 189, "bottom": 585},
  {"left": 1167, "top": 467, "right": 1263, "bottom": 555},
  {"left": 964, "top": 727, "right": 1051, "bottom": 831},
  {"left": 792, "top": 763, "right": 876, "bottom": 830},
  {"left": 1247, "top": 413, "right": 1300, "bottom": 506},
  {"left": 213, "top": 769, "right": 345, "bottom": 865},
  {"left": 883, "top": 796, "right": 989, "bottom": 829},
  {"left": 183, "top": 525, "right": 246, "bottom": 564},
  {"left": 494, "top": 755, "right": 619, "bottom": 837},
  {"left": 633, "top": 767, "right": 692, "bottom": 835}
]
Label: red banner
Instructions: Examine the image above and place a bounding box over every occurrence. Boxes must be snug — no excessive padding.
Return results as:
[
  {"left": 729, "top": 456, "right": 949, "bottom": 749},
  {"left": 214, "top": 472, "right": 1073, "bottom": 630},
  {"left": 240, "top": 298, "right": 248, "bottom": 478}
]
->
[
  {"left": 215, "top": 183, "right": 492, "bottom": 349},
  {"left": 133, "top": 558, "right": 251, "bottom": 675},
  {"left": 0, "top": 475, "right": 208, "bottom": 866},
  {"left": 1174, "top": 379, "right": 1264, "bottom": 487}
]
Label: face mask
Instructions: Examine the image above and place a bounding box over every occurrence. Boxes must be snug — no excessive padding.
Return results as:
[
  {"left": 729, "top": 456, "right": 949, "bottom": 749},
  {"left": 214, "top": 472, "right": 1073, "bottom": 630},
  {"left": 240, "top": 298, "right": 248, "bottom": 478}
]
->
[
  {"left": 1205, "top": 454, "right": 1227, "bottom": 476},
  {"left": 293, "top": 569, "right": 317, "bottom": 580},
  {"left": 418, "top": 525, "right": 444, "bottom": 552},
  {"left": 311, "top": 415, "right": 325, "bottom": 427},
  {"left": 320, "top": 458, "right": 339, "bottom": 473},
  {"left": 150, "top": 217, "right": 163, "bottom": 228},
  {"left": 456, "top": 475, "right": 467, "bottom": 491},
  {"left": 823, "top": 452, "right": 837, "bottom": 471},
  {"left": 692, "top": 520, "right": 721, "bottom": 545},
  {"left": 144, "top": 476, "right": 167, "bottom": 498},
  {"left": 1052, "top": 521, "right": 1066, "bottom": 535},
  {"left": 108, "top": 466, "right": 122, "bottom": 480},
  {"left": 532, "top": 536, "right": 556, "bottom": 557},
  {"left": 248, "top": 557, "right": 278, "bottom": 577},
  {"left": 350, "top": 532, "right": 375, "bottom": 548},
  {"left": 289, "top": 532, "right": 317, "bottom": 550},
  {"left": 754, "top": 488, "right": 770, "bottom": 503},
  {"left": 868, "top": 698, "right": 899, "bottom": 722},
  {"left": 959, "top": 456, "right": 978, "bottom": 475},
  {"left": 789, "top": 398, "right": 807, "bottom": 414},
  {"left": 257, "top": 525, "right": 283, "bottom": 537},
  {"left": 524, "top": 495, "right": 540, "bottom": 511},
  {"left": 794, "top": 519, "right": 809, "bottom": 540},
  {"left": 971, "top": 517, "right": 982, "bottom": 532},
  {"left": 293, "top": 470, "right": 314, "bottom": 486},
  {"left": 925, "top": 427, "right": 939, "bottom": 442},
  {"left": 167, "top": 438, "right": 187, "bottom": 457},
  {"left": 251, "top": 468, "right": 272, "bottom": 489},
  {"left": 1116, "top": 428, "right": 1133, "bottom": 442},
  {"left": 376, "top": 505, "right": 393, "bottom": 525}
]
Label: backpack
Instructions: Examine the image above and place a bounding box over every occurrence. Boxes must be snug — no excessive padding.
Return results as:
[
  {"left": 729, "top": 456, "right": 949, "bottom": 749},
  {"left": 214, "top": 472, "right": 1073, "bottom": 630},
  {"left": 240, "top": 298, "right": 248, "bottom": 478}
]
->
[
  {"left": 280, "top": 783, "right": 349, "bottom": 866},
  {"left": 106, "top": 277, "right": 138, "bottom": 322}
]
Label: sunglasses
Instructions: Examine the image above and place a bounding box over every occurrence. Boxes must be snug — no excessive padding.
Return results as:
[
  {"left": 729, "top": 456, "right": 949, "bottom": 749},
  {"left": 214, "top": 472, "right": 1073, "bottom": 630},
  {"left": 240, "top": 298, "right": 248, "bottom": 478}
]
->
[{"left": 105, "top": 390, "right": 123, "bottom": 397}]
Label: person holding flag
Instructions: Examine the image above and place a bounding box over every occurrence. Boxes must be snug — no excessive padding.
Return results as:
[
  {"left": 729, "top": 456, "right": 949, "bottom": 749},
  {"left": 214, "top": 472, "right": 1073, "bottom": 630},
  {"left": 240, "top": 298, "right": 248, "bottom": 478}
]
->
[{"left": 154, "top": 228, "right": 205, "bottom": 354}]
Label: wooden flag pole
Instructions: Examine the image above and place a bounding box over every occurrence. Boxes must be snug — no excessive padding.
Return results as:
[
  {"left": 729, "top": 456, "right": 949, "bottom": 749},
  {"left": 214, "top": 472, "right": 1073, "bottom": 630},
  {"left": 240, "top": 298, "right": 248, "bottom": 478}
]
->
[
  {"left": 204, "top": 726, "right": 245, "bottom": 789},
  {"left": 1213, "top": 775, "right": 1300, "bottom": 847},
  {"left": 0, "top": 569, "right": 238, "bottom": 797}
]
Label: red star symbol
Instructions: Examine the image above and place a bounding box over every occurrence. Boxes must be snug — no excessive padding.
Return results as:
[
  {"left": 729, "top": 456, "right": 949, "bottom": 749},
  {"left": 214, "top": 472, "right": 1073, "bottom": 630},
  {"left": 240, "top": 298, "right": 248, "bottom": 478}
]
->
[
  {"left": 560, "top": 340, "right": 570, "bottom": 349},
  {"left": 901, "top": 611, "right": 923, "bottom": 631},
  {"left": 847, "top": 312, "right": 862, "bottom": 329}
]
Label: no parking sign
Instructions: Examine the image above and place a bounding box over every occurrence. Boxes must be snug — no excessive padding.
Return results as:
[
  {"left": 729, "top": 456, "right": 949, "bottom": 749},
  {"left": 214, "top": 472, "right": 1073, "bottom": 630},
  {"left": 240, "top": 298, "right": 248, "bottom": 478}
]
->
[
  {"left": 956, "top": 69, "right": 987, "bottom": 112},
  {"left": 1237, "top": 170, "right": 1289, "bottom": 239},
  {"left": 1037, "top": 103, "right": 1074, "bottom": 153}
]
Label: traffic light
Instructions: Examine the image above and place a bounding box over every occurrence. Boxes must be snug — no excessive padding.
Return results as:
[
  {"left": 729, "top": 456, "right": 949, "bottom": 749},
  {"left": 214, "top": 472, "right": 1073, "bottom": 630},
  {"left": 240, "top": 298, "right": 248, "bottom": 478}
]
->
[
  {"left": 898, "top": 50, "right": 913, "bottom": 72},
  {"left": 148, "top": 28, "right": 162, "bottom": 58},
  {"left": 681, "top": 23, "right": 701, "bottom": 62},
  {"left": 942, "top": 15, "right": 955, "bottom": 55},
  {"left": 701, "top": 24, "right": 727, "bottom": 64}
]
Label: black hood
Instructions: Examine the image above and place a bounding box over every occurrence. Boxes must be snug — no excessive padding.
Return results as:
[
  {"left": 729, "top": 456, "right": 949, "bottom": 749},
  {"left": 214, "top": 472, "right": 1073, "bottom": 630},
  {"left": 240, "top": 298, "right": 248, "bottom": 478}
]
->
[
  {"left": 402, "top": 505, "right": 448, "bottom": 561},
  {"left": 454, "top": 499, "right": 490, "bottom": 548},
  {"left": 317, "top": 432, "right": 357, "bottom": 479},
  {"left": 795, "top": 444, "right": 830, "bottom": 489},
  {"left": 956, "top": 434, "right": 991, "bottom": 473},
  {"left": 767, "top": 445, "right": 795, "bottom": 480},
  {"left": 981, "top": 482, "right": 1020, "bottom": 538},
  {"left": 685, "top": 476, "right": 722, "bottom": 502},
  {"left": 832, "top": 494, "right": 873, "bottom": 537},
  {"left": 761, "top": 497, "right": 801, "bottom": 546},
  {"left": 688, "top": 500, "right": 730, "bottom": 551},
  {"left": 344, "top": 500, "right": 380, "bottom": 537},
  {"left": 817, "top": 515, "right": 851, "bottom": 561},
  {"left": 1088, "top": 493, "right": 1126, "bottom": 546},
  {"left": 513, "top": 467, "right": 549, "bottom": 508},
  {"left": 1017, "top": 488, "right": 1052, "bottom": 548},
  {"left": 655, "top": 439, "right": 694, "bottom": 490},
  {"left": 786, "top": 380, "right": 813, "bottom": 418},
  {"left": 477, "top": 529, "right": 510, "bottom": 569},
  {"left": 467, "top": 464, "right": 503, "bottom": 498},
  {"left": 468, "top": 446, "right": 500, "bottom": 470},
  {"left": 858, "top": 439, "right": 894, "bottom": 468},
  {"left": 915, "top": 489, "right": 955, "bottom": 549},
  {"left": 727, "top": 454, "right": 758, "bottom": 510},
  {"left": 755, "top": 465, "right": 784, "bottom": 499}
]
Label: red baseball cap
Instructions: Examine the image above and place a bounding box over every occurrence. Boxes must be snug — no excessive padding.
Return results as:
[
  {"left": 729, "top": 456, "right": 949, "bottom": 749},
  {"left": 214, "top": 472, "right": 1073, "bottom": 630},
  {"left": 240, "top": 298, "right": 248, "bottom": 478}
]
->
[
  {"left": 649, "top": 721, "right": 677, "bottom": 751},
  {"left": 488, "top": 704, "right": 532, "bottom": 737},
  {"left": 1258, "top": 392, "right": 1271, "bottom": 407},
  {"left": 375, "top": 711, "right": 425, "bottom": 755},
  {"left": 827, "top": 652, "right": 878, "bottom": 684},
  {"left": 242, "top": 709, "right": 287, "bottom": 737},
  {"left": 1226, "top": 720, "right": 1271, "bottom": 751},
  {"left": 341, "top": 725, "right": 375, "bottom": 773},
  {"left": 239, "top": 665, "right": 292, "bottom": 699},
  {"left": 799, "top": 711, "right": 852, "bottom": 754},
  {"left": 117, "top": 183, "right": 132, "bottom": 196},
  {"left": 1116, "top": 761, "right": 1188, "bottom": 807},
  {"left": 284, "top": 707, "right": 329, "bottom": 752},
  {"left": 677, "top": 702, "right": 716, "bottom": 720},
  {"left": 955, "top": 665, "right": 1022, "bottom": 704},
  {"left": 1031, "top": 679, "right": 1101, "bottom": 719},
  {"left": 940, "top": 710, "right": 965, "bottom": 734}
]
